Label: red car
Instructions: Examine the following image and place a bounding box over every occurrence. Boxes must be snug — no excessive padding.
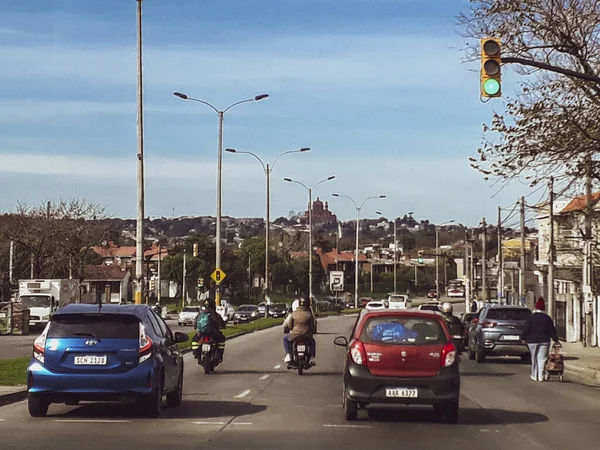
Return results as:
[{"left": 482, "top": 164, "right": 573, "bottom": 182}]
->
[{"left": 334, "top": 309, "right": 460, "bottom": 423}]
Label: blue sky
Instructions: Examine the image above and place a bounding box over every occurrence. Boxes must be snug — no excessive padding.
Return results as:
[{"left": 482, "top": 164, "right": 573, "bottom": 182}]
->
[{"left": 0, "top": 0, "right": 535, "bottom": 226}]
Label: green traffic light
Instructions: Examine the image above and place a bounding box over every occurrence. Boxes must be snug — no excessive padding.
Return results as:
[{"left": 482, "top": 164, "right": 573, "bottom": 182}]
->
[{"left": 483, "top": 78, "right": 500, "bottom": 95}]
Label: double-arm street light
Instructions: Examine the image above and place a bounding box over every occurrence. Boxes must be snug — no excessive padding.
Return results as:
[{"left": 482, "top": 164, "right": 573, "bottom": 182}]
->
[
  {"left": 436, "top": 220, "right": 456, "bottom": 300},
  {"left": 331, "top": 194, "right": 386, "bottom": 309},
  {"left": 376, "top": 211, "right": 414, "bottom": 295},
  {"left": 173, "top": 91, "right": 269, "bottom": 305},
  {"left": 284, "top": 176, "right": 336, "bottom": 299},
  {"left": 226, "top": 148, "right": 310, "bottom": 305}
]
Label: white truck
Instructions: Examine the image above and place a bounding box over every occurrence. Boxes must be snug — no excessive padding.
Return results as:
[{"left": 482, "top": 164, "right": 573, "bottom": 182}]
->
[{"left": 18, "top": 279, "right": 80, "bottom": 328}]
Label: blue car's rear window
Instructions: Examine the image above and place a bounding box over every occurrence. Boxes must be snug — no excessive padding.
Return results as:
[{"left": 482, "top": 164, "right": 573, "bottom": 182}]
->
[{"left": 49, "top": 314, "right": 139, "bottom": 339}]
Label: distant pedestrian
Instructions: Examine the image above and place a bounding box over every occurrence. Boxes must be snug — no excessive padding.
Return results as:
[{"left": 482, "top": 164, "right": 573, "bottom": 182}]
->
[
  {"left": 470, "top": 299, "right": 478, "bottom": 313},
  {"left": 520, "top": 297, "right": 559, "bottom": 382}
]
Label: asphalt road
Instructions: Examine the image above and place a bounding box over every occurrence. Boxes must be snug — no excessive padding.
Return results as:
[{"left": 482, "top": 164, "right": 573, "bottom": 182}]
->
[{"left": 1, "top": 313, "right": 600, "bottom": 449}]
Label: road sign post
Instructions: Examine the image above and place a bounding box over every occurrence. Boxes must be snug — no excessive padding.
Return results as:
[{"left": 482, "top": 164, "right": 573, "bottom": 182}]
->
[{"left": 330, "top": 271, "right": 344, "bottom": 292}]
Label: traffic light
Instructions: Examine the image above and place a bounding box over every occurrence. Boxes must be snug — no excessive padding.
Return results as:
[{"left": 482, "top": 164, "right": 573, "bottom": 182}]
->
[
  {"left": 418, "top": 251, "right": 424, "bottom": 264},
  {"left": 149, "top": 278, "right": 155, "bottom": 291},
  {"left": 480, "top": 38, "right": 501, "bottom": 98},
  {"left": 197, "top": 277, "right": 203, "bottom": 288},
  {"left": 193, "top": 242, "right": 198, "bottom": 257}
]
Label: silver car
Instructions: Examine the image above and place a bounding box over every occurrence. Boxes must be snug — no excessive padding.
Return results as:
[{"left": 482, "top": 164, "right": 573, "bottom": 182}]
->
[{"left": 178, "top": 306, "right": 201, "bottom": 327}]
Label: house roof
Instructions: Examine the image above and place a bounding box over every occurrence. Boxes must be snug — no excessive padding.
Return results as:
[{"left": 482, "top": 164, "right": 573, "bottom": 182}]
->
[
  {"left": 560, "top": 192, "right": 600, "bottom": 214},
  {"left": 83, "top": 264, "right": 131, "bottom": 281},
  {"left": 317, "top": 249, "right": 367, "bottom": 271},
  {"left": 92, "top": 241, "right": 169, "bottom": 261}
]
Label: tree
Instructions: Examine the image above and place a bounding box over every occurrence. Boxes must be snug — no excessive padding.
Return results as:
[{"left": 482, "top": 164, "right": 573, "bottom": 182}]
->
[{"left": 458, "top": 0, "right": 600, "bottom": 186}]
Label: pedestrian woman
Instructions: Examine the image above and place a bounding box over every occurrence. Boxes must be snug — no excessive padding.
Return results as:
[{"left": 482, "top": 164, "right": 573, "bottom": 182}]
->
[{"left": 520, "top": 297, "right": 559, "bottom": 382}]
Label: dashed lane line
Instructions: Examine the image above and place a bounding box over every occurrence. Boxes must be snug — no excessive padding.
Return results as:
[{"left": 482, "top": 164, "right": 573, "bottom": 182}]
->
[
  {"left": 323, "top": 424, "right": 372, "bottom": 429},
  {"left": 259, "top": 374, "right": 270, "bottom": 380},
  {"left": 192, "top": 421, "right": 227, "bottom": 425},
  {"left": 274, "top": 365, "right": 281, "bottom": 370},
  {"left": 53, "top": 419, "right": 131, "bottom": 423},
  {"left": 234, "top": 389, "right": 251, "bottom": 398}
]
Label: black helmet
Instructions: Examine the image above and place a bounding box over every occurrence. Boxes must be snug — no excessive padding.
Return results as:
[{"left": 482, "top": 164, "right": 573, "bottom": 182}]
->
[
  {"left": 204, "top": 298, "right": 216, "bottom": 310},
  {"left": 299, "top": 297, "right": 309, "bottom": 308}
]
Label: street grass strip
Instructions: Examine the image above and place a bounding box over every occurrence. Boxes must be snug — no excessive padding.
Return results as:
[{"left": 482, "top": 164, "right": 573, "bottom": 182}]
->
[{"left": 0, "top": 357, "right": 29, "bottom": 386}]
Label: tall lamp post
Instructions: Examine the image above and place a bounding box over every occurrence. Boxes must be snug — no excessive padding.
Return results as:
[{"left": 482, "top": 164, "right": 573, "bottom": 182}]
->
[
  {"left": 332, "top": 194, "right": 386, "bottom": 309},
  {"left": 436, "top": 220, "right": 455, "bottom": 300},
  {"left": 284, "top": 176, "right": 336, "bottom": 299},
  {"left": 173, "top": 92, "right": 269, "bottom": 305},
  {"left": 376, "top": 211, "right": 414, "bottom": 295},
  {"left": 226, "top": 148, "right": 310, "bottom": 307}
]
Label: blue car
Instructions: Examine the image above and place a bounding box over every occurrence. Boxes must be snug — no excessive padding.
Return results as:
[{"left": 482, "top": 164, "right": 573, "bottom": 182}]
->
[{"left": 26, "top": 303, "right": 189, "bottom": 418}]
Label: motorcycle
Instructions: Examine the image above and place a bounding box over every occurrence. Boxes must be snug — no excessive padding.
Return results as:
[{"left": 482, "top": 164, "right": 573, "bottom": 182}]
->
[
  {"left": 196, "top": 335, "right": 220, "bottom": 374},
  {"left": 286, "top": 336, "right": 314, "bottom": 375}
]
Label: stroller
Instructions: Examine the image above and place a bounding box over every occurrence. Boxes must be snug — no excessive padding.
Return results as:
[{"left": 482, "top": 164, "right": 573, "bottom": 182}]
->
[{"left": 544, "top": 343, "right": 564, "bottom": 382}]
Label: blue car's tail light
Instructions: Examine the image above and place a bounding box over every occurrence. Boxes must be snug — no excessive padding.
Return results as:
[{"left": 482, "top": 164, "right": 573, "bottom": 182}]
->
[
  {"left": 33, "top": 324, "right": 49, "bottom": 364},
  {"left": 138, "top": 323, "right": 153, "bottom": 364}
]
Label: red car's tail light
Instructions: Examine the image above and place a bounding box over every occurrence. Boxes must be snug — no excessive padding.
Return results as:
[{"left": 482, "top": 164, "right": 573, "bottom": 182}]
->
[
  {"left": 349, "top": 340, "right": 367, "bottom": 366},
  {"left": 441, "top": 341, "right": 457, "bottom": 367}
]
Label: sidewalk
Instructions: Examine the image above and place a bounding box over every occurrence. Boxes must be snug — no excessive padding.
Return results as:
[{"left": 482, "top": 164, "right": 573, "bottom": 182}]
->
[{"left": 560, "top": 341, "right": 600, "bottom": 388}]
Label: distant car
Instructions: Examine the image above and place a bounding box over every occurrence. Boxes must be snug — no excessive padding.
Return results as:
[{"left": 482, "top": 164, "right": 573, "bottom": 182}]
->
[
  {"left": 334, "top": 309, "right": 460, "bottom": 423},
  {"left": 257, "top": 302, "right": 266, "bottom": 316},
  {"left": 387, "top": 294, "right": 412, "bottom": 310},
  {"left": 365, "top": 300, "right": 388, "bottom": 311},
  {"left": 427, "top": 289, "right": 438, "bottom": 299},
  {"left": 467, "top": 305, "right": 531, "bottom": 363},
  {"left": 359, "top": 297, "right": 373, "bottom": 308},
  {"left": 216, "top": 302, "right": 235, "bottom": 322},
  {"left": 418, "top": 303, "right": 441, "bottom": 313},
  {"left": 233, "top": 305, "right": 259, "bottom": 325},
  {"left": 26, "top": 303, "right": 189, "bottom": 418},
  {"left": 268, "top": 303, "right": 288, "bottom": 318},
  {"left": 460, "top": 312, "right": 479, "bottom": 351},
  {"left": 178, "top": 306, "right": 201, "bottom": 327}
]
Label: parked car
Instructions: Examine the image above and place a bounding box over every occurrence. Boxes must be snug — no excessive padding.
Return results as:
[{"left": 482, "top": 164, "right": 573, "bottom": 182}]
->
[
  {"left": 233, "top": 305, "right": 260, "bottom": 325},
  {"left": 257, "top": 302, "right": 266, "bottom": 316},
  {"left": 334, "top": 309, "right": 460, "bottom": 423},
  {"left": 460, "top": 312, "right": 479, "bottom": 351},
  {"left": 268, "top": 303, "right": 288, "bottom": 318},
  {"left": 365, "top": 300, "right": 388, "bottom": 311},
  {"left": 359, "top": 297, "right": 373, "bottom": 308},
  {"left": 427, "top": 289, "right": 438, "bottom": 299},
  {"left": 467, "top": 304, "right": 531, "bottom": 363},
  {"left": 418, "top": 302, "right": 441, "bottom": 313},
  {"left": 26, "top": 303, "right": 189, "bottom": 418},
  {"left": 178, "top": 306, "right": 201, "bottom": 327},
  {"left": 387, "top": 294, "right": 412, "bottom": 310}
]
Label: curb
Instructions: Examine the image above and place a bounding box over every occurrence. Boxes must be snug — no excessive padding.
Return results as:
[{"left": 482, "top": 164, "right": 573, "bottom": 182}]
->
[
  {"left": 563, "top": 364, "right": 600, "bottom": 388},
  {"left": 0, "top": 388, "right": 27, "bottom": 408}
]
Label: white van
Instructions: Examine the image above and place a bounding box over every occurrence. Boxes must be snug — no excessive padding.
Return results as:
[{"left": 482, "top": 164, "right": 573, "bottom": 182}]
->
[{"left": 387, "top": 294, "right": 412, "bottom": 310}]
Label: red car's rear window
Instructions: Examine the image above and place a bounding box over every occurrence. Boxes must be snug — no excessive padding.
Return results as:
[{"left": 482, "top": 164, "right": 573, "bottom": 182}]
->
[{"left": 359, "top": 316, "right": 445, "bottom": 346}]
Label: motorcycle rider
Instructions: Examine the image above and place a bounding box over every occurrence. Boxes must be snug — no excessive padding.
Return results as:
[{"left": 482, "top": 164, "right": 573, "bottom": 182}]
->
[
  {"left": 192, "top": 298, "right": 226, "bottom": 362},
  {"left": 283, "top": 296, "right": 317, "bottom": 364},
  {"left": 441, "top": 302, "right": 464, "bottom": 350}
]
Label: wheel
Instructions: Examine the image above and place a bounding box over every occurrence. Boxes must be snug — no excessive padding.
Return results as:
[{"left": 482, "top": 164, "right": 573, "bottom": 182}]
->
[
  {"left": 166, "top": 370, "right": 183, "bottom": 407},
  {"left": 343, "top": 385, "right": 358, "bottom": 421},
  {"left": 520, "top": 354, "right": 531, "bottom": 364},
  {"left": 559, "top": 375, "right": 564, "bottom": 382},
  {"left": 436, "top": 401, "right": 459, "bottom": 424},
  {"left": 468, "top": 348, "right": 475, "bottom": 361},
  {"left": 28, "top": 395, "right": 50, "bottom": 418},
  {"left": 202, "top": 355, "right": 211, "bottom": 374},
  {"left": 475, "top": 349, "right": 486, "bottom": 363},
  {"left": 297, "top": 355, "right": 304, "bottom": 375},
  {"left": 141, "top": 377, "right": 163, "bottom": 418},
  {"left": 178, "top": 322, "right": 182, "bottom": 327},
  {"left": 543, "top": 371, "right": 549, "bottom": 382}
]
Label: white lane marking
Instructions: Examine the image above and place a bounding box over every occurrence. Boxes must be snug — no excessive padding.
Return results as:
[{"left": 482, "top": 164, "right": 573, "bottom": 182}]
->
[
  {"left": 274, "top": 364, "right": 281, "bottom": 370},
  {"left": 53, "top": 419, "right": 131, "bottom": 423},
  {"left": 323, "top": 424, "right": 372, "bottom": 429},
  {"left": 259, "top": 374, "right": 270, "bottom": 380},
  {"left": 234, "top": 389, "right": 251, "bottom": 398},
  {"left": 233, "top": 422, "right": 252, "bottom": 425},
  {"left": 0, "top": 419, "right": 5, "bottom": 422},
  {"left": 192, "top": 421, "right": 226, "bottom": 425}
]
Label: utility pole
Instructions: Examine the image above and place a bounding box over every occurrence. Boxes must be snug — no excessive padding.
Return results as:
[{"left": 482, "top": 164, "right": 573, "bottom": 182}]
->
[
  {"left": 157, "top": 243, "right": 162, "bottom": 306},
  {"left": 435, "top": 226, "right": 440, "bottom": 300},
  {"left": 584, "top": 155, "right": 593, "bottom": 345},
  {"left": 465, "top": 229, "right": 470, "bottom": 310},
  {"left": 548, "top": 177, "right": 555, "bottom": 319},
  {"left": 481, "top": 218, "right": 487, "bottom": 302},
  {"left": 135, "top": 0, "right": 145, "bottom": 305},
  {"left": 182, "top": 249, "right": 187, "bottom": 309},
  {"left": 9, "top": 240, "right": 14, "bottom": 284},
  {"left": 520, "top": 196, "right": 526, "bottom": 306},
  {"left": 497, "top": 206, "right": 504, "bottom": 304}
]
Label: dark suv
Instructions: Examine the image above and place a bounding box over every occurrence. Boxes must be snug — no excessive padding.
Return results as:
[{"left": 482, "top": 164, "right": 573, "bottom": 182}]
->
[{"left": 467, "top": 304, "right": 531, "bottom": 363}]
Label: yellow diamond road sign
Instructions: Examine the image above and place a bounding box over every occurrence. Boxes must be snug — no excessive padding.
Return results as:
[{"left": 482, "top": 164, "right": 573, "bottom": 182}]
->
[{"left": 211, "top": 269, "right": 226, "bottom": 285}]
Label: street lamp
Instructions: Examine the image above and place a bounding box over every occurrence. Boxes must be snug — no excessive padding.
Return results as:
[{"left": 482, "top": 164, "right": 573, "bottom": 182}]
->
[
  {"left": 226, "top": 147, "right": 310, "bottom": 308},
  {"left": 375, "top": 211, "right": 414, "bottom": 295},
  {"left": 284, "top": 176, "right": 336, "bottom": 299},
  {"left": 331, "top": 194, "right": 386, "bottom": 309},
  {"left": 173, "top": 92, "right": 269, "bottom": 305},
  {"left": 436, "top": 220, "right": 456, "bottom": 300}
]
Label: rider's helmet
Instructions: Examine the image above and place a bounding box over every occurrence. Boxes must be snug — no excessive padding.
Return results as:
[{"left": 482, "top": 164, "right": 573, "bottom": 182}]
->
[
  {"left": 204, "top": 298, "right": 216, "bottom": 310},
  {"left": 299, "top": 297, "right": 310, "bottom": 308},
  {"left": 441, "top": 302, "right": 453, "bottom": 314}
]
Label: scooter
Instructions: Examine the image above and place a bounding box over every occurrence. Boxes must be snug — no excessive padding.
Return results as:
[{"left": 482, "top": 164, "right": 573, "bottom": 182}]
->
[{"left": 287, "top": 337, "right": 314, "bottom": 375}]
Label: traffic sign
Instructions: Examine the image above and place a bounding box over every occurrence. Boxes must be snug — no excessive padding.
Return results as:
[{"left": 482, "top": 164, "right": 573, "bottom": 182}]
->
[
  {"left": 329, "top": 271, "right": 344, "bottom": 292},
  {"left": 211, "top": 269, "right": 227, "bottom": 285}
]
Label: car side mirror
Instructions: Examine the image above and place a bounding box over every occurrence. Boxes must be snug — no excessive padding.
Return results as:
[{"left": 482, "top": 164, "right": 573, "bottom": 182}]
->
[
  {"left": 334, "top": 336, "right": 348, "bottom": 347},
  {"left": 174, "top": 332, "right": 189, "bottom": 344}
]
